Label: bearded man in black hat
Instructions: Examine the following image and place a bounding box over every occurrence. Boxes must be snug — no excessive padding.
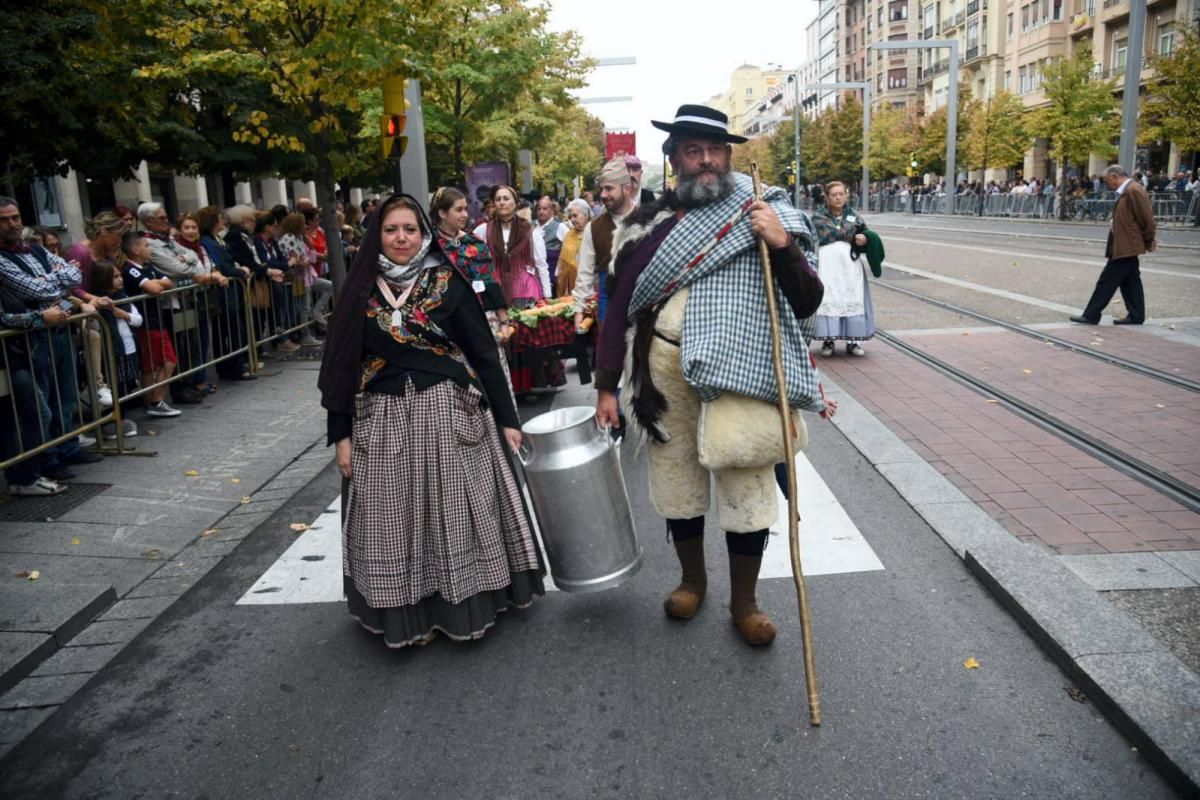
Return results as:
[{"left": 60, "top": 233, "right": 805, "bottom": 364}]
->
[{"left": 592, "top": 104, "right": 826, "bottom": 646}]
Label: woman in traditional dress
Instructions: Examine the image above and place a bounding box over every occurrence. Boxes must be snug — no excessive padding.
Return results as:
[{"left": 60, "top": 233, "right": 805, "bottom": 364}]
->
[
  {"left": 318, "top": 195, "right": 544, "bottom": 648},
  {"left": 555, "top": 199, "right": 590, "bottom": 297},
  {"left": 432, "top": 187, "right": 507, "bottom": 331},
  {"left": 811, "top": 180, "right": 873, "bottom": 357},
  {"left": 471, "top": 184, "right": 558, "bottom": 395}
]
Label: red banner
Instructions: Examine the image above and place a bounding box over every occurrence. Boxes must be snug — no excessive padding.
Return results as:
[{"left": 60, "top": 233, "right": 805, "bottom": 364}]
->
[{"left": 605, "top": 131, "right": 636, "bottom": 161}]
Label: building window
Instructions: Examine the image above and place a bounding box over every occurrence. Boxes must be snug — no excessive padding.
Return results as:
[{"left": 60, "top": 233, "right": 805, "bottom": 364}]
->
[
  {"left": 1005, "top": 69, "right": 1011, "bottom": 90},
  {"left": 1021, "top": 4, "right": 1029, "bottom": 31},
  {"left": 888, "top": 67, "right": 908, "bottom": 88},
  {"left": 1114, "top": 41, "right": 1127, "bottom": 71},
  {"left": 1008, "top": 12, "right": 1013, "bottom": 36},
  {"left": 1158, "top": 23, "right": 1174, "bottom": 55},
  {"left": 888, "top": 32, "right": 908, "bottom": 55},
  {"left": 746, "top": 87, "right": 754, "bottom": 96},
  {"left": 1052, "top": 0, "right": 1063, "bottom": 20},
  {"left": 1018, "top": 65, "right": 1028, "bottom": 93}
]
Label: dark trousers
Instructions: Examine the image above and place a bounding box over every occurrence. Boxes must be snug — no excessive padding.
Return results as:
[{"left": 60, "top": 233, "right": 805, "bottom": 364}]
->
[
  {"left": 2, "top": 355, "right": 48, "bottom": 486},
  {"left": 1082, "top": 255, "right": 1144, "bottom": 322}
]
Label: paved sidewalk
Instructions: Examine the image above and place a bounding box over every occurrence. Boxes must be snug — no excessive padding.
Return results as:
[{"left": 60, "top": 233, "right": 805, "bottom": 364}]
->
[
  {"left": 820, "top": 331, "right": 1200, "bottom": 555},
  {"left": 0, "top": 356, "right": 328, "bottom": 755}
]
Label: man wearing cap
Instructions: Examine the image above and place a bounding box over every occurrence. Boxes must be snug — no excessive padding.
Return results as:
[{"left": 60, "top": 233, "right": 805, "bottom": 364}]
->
[
  {"left": 572, "top": 157, "right": 638, "bottom": 330},
  {"left": 625, "top": 155, "right": 657, "bottom": 206},
  {"left": 594, "top": 104, "right": 825, "bottom": 646}
]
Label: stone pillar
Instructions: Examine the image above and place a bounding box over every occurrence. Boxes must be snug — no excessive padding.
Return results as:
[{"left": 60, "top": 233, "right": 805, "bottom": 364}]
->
[
  {"left": 57, "top": 170, "right": 87, "bottom": 247},
  {"left": 173, "top": 175, "right": 209, "bottom": 213},
  {"left": 1087, "top": 154, "right": 1108, "bottom": 182},
  {"left": 113, "top": 161, "right": 152, "bottom": 209},
  {"left": 1167, "top": 143, "right": 1180, "bottom": 176},
  {"left": 349, "top": 188, "right": 364, "bottom": 207},
  {"left": 234, "top": 181, "right": 253, "bottom": 205},
  {"left": 1023, "top": 139, "right": 1049, "bottom": 180},
  {"left": 291, "top": 180, "right": 315, "bottom": 205},
  {"left": 261, "top": 178, "right": 289, "bottom": 209}
]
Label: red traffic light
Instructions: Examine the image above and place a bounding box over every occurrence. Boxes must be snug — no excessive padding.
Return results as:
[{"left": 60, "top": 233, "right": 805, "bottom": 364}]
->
[{"left": 385, "top": 114, "right": 406, "bottom": 137}]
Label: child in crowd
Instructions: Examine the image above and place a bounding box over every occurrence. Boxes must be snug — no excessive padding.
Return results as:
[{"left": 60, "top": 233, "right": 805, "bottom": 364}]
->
[
  {"left": 89, "top": 262, "right": 142, "bottom": 439},
  {"left": 119, "top": 232, "right": 181, "bottom": 418}
]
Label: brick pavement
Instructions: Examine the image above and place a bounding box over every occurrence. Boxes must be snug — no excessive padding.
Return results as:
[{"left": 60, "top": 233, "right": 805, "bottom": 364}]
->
[
  {"left": 1038, "top": 323, "right": 1200, "bottom": 385},
  {"left": 820, "top": 332, "right": 1200, "bottom": 556}
]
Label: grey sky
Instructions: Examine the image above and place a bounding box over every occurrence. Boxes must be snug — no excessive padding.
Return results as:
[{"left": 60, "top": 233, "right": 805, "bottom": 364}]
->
[{"left": 548, "top": 1, "right": 820, "bottom": 162}]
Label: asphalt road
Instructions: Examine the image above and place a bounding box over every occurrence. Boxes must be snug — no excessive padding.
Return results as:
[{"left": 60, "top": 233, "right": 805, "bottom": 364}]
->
[{"left": 0, "top": 392, "right": 1175, "bottom": 799}]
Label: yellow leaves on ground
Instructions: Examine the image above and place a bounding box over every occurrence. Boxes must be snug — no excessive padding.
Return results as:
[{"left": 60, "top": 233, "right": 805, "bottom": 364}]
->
[
  {"left": 201, "top": 529, "right": 218, "bottom": 537},
  {"left": 963, "top": 657, "right": 980, "bottom": 669},
  {"left": 71, "top": 537, "right": 81, "bottom": 546},
  {"left": 15, "top": 570, "right": 40, "bottom": 581},
  {"left": 241, "top": 496, "right": 252, "bottom": 504},
  {"left": 289, "top": 523, "right": 310, "bottom": 532},
  {"left": 230, "top": 478, "right": 241, "bottom": 484},
  {"left": 184, "top": 470, "right": 200, "bottom": 477},
  {"left": 1155, "top": 403, "right": 1165, "bottom": 409},
  {"left": 1022, "top": 369, "right": 1033, "bottom": 375}
]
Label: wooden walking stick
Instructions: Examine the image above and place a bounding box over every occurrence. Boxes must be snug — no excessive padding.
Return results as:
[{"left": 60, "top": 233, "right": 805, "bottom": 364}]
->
[{"left": 751, "top": 163, "right": 821, "bottom": 726}]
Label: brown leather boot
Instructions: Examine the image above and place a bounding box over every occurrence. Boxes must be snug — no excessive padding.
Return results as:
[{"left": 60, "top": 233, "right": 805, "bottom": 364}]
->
[
  {"left": 664, "top": 536, "right": 707, "bottom": 619},
  {"left": 728, "top": 553, "right": 777, "bottom": 645}
]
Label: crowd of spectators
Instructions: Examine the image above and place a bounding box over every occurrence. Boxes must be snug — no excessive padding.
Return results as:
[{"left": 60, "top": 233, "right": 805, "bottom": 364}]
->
[{"left": 0, "top": 193, "right": 361, "bottom": 497}]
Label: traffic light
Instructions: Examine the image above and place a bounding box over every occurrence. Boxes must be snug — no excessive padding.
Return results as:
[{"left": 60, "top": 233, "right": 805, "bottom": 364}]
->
[
  {"left": 381, "top": 75, "right": 409, "bottom": 160},
  {"left": 380, "top": 113, "right": 407, "bottom": 159}
]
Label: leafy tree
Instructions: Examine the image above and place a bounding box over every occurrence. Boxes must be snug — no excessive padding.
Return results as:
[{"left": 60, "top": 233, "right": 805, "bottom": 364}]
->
[
  {"left": 533, "top": 105, "right": 604, "bottom": 191},
  {"left": 731, "top": 135, "right": 776, "bottom": 185},
  {"left": 0, "top": 2, "right": 162, "bottom": 188},
  {"left": 767, "top": 118, "right": 807, "bottom": 187},
  {"left": 1140, "top": 22, "right": 1200, "bottom": 163},
  {"left": 136, "top": 0, "right": 421, "bottom": 292},
  {"left": 961, "top": 90, "right": 1030, "bottom": 175},
  {"left": 800, "top": 97, "right": 866, "bottom": 190},
  {"left": 1029, "top": 43, "right": 1119, "bottom": 217},
  {"left": 412, "top": 0, "right": 589, "bottom": 187},
  {"left": 913, "top": 82, "right": 973, "bottom": 178},
  {"left": 868, "top": 105, "right": 921, "bottom": 180}
]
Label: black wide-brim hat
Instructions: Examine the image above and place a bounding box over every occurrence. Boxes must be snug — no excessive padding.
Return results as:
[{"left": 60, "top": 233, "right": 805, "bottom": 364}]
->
[{"left": 651, "top": 104, "right": 748, "bottom": 144}]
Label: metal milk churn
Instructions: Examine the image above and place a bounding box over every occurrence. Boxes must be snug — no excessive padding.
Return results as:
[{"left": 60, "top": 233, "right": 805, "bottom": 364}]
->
[{"left": 518, "top": 406, "right": 641, "bottom": 593}]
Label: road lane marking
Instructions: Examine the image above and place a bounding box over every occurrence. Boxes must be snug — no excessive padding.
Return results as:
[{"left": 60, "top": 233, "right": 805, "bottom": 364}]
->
[
  {"left": 761, "top": 452, "right": 885, "bottom": 580},
  {"left": 238, "top": 452, "right": 884, "bottom": 604},
  {"left": 883, "top": 235, "right": 1200, "bottom": 279},
  {"left": 881, "top": 260, "right": 1080, "bottom": 314}
]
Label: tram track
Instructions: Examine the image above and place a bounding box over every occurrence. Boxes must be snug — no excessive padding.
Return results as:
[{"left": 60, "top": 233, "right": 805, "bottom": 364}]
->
[
  {"left": 872, "top": 277, "right": 1200, "bottom": 394},
  {"left": 873, "top": 328, "right": 1200, "bottom": 514}
]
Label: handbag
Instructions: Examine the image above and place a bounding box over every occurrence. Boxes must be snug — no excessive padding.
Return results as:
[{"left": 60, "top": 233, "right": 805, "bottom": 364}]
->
[
  {"left": 697, "top": 391, "right": 808, "bottom": 470},
  {"left": 249, "top": 278, "right": 271, "bottom": 309}
]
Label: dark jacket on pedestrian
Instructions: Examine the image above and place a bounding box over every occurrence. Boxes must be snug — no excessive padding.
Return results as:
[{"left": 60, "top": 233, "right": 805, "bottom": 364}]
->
[{"left": 1109, "top": 180, "right": 1156, "bottom": 260}]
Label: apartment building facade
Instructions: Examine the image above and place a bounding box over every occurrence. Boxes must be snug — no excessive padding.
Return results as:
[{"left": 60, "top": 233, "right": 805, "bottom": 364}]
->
[{"left": 917, "top": 0, "right": 1195, "bottom": 182}]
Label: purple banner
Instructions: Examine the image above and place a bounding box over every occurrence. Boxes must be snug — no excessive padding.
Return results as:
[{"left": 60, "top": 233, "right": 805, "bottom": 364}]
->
[{"left": 466, "top": 161, "right": 511, "bottom": 223}]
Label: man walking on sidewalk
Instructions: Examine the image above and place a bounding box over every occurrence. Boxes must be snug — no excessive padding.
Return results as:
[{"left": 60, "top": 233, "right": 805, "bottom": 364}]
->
[{"left": 1070, "top": 165, "right": 1156, "bottom": 326}]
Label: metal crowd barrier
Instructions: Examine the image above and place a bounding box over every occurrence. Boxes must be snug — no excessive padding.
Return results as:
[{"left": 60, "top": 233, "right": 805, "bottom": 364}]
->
[
  {"left": 2, "top": 273, "right": 321, "bottom": 475},
  {"left": 1, "top": 312, "right": 119, "bottom": 472},
  {"left": 865, "top": 189, "right": 1198, "bottom": 224}
]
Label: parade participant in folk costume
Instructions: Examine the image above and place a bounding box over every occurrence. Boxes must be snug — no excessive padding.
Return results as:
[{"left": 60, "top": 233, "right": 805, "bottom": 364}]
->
[
  {"left": 433, "top": 186, "right": 506, "bottom": 322},
  {"left": 472, "top": 185, "right": 556, "bottom": 395},
  {"left": 534, "top": 195, "right": 568, "bottom": 288},
  {"left": 811, "top": 181, "right": 874, "bottom": 357},
  {"left": 572, "top": 157, "right": 638, "bottom": 332},
  {"left": 556, "top": 199, "right": 591, "bottom": 296},
  {"left": 625, "top": 155, "right": 656, "bottom": 206},
  {"left": 318, "top": 194, "right": 544, "bottom": 649},
  {"left": 594, "top": 104, "right": 825, "bottom": 646}
]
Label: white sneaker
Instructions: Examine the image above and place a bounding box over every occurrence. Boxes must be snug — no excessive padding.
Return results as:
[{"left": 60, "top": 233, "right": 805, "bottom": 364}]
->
[
  {"left": 299, "top": 334, "right": 321, "bottom": 347},
  {"left": 101, "top": 419, "right": 139, "bottom": 439},
  {"left": 97, "top": 386, "right": 113, "bottom": 408},
  {"left": 9, "top": 477, "right": 65, "bottom": 496},
  {"left": 276, "top": 340, "right": 300, "bottom": 353},
  {"left": 819, "top": 342, "right": 835, "bottom": 357},
  {"left": 145, "top": 401, "right": 182, "bottom": 418},
  {"left": 78, "top": 434, "right": 97, "bottom": 448},
  {"left": 847, "top": 343, "right": 865, "bottom": 357}
]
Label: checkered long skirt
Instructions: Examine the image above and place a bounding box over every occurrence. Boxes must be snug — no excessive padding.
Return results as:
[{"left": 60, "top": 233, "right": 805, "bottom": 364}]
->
[{"left": 344, "top": 381, "right": 543, "bottom": 647}]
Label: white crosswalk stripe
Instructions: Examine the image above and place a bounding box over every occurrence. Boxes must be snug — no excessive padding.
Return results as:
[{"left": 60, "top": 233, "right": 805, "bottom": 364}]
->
[{"left": 238, "top": 452, "right": 883, "bottom": 605}]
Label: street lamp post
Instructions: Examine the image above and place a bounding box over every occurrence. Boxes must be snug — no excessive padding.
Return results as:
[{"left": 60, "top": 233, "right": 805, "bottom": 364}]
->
[
  {"left": 790, "top": 74, "right": 802, "bottom": 208},
  {"left": 870, "top": 39, "right": 959, "bottom": 213},
  {"left": 806, "top": 81, "right": 872, "bottom": 210}
]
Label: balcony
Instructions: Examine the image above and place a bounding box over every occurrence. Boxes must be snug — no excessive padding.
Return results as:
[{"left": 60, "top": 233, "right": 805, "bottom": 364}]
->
[
  {"left": 1070, "top": 11, "right": 1094, "bottom": 33},
  {"left": 967, "top": 0, "right": 979, "bottom": 15},
  {"left": 918, "top": 59, "right": 950, "bottom": 84},
  {"left": 923, "top": 25, "right": 934, "bottom": 38}
]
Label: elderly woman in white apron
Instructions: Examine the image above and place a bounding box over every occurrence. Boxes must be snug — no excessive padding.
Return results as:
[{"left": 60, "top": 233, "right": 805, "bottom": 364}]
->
[{"left": 811, "top": 181, "right": 873, "bottom": 357}]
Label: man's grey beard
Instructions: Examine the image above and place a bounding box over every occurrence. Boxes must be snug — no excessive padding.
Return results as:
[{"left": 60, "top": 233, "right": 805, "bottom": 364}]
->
[{"left": 675, "top": 167, "right": 735, "bottom": 208}]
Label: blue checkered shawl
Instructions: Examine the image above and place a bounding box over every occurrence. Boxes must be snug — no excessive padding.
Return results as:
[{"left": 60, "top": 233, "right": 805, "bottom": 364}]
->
[{"left": 628, "top": 173, "right": 824, "bottom": 412}]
